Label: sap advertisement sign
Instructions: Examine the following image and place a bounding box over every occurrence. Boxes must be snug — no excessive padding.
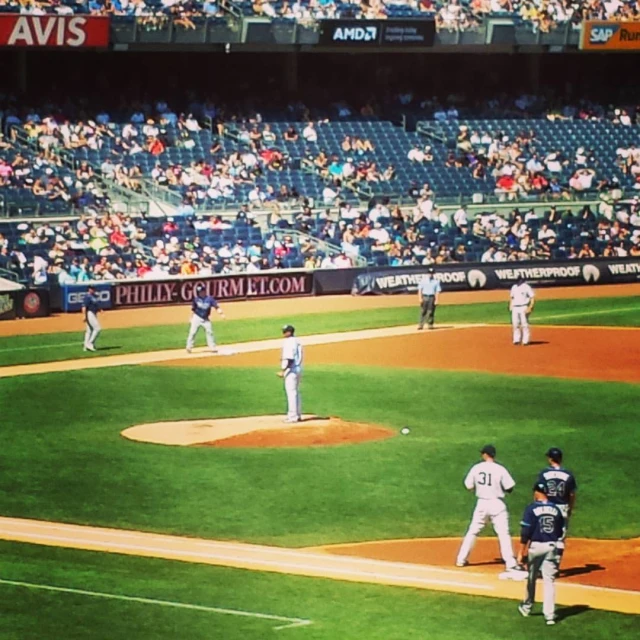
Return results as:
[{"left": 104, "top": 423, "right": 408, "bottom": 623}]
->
[
  {"left": 62, "top": 284, "right": 113, "bottom": 312},
  {"left": 320, "top": 20, "right": 435, "bottom": 47}
]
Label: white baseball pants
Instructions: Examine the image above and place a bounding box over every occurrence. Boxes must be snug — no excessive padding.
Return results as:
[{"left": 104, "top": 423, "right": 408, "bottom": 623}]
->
[
  {"left": 284, "top": 371, "right": 301, "bottom": 421},
  {"left": 520, "top": 541, "right": 560, "bottom": 622},
  {"left": 84, "top": 311, "right": 101, "bottom": 349},
  {"left": 511, "top": 307, "right": 530, "bottom": 345},
  {"left": 456, "top": 499, "right": 517, "bottom": 569},
  {"left": 186, "top": 315, "right": 215, "bottom": 350}
]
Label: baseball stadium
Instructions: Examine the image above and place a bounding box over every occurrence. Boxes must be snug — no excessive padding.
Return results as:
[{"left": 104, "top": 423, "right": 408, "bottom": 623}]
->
[{"left": 1, "top": 6, "right": 640, "bottom": 640}]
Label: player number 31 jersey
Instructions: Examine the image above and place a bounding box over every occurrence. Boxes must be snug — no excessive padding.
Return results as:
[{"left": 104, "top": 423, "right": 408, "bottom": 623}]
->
[{"left": 464, "top": 461, "right": 516, "bottom": 500}]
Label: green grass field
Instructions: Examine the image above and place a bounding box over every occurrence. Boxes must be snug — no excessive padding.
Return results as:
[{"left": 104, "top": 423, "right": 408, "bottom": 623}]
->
[
  {"left": 1, "top": 541, "right": 637, "bottom": 640},
  {"left": 0, "top": 295, "right": 639, "bottom": 367},
  {"left": 0, "top": 293, "right": 638, "bottom": 638}
]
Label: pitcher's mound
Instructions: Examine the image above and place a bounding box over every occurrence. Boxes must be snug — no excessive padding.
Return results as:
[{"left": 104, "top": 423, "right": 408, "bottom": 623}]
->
[{"left": 122, "top": 415, "right": 395, "bottom": 448}]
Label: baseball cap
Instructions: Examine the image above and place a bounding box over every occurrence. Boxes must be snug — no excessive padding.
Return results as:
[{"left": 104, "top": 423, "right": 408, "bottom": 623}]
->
[
  {"left": 427, "top": 267, "right": 435, "bottom": 274},
  {"left": 533, "top": 481, "right": 548, "bottom": 495},
  {"left": 480, "top": 444, "right": 496, "bottom": 457},
  {"left": 195, "top": 284, "right": 205, "bottom": 293},
  {"left": 546, "top": 447, "right": 563, "bottom": 462},
  {"left": 282, "top": 324, "right": 295, "bottom": 334}
]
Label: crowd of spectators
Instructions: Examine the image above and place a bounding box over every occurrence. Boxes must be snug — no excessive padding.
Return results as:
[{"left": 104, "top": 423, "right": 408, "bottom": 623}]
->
[
  {"left": 2, "top": 0, "right": 640, "bottom": 31},
  {"left": 290, "top": 193, "right": 640, "bottom": 266},
  {"left": 0, "top": 206, "right": 359, "bottom": 285},
  {"left": 2, "top": 193, "right": 640, "bottom": 286}
]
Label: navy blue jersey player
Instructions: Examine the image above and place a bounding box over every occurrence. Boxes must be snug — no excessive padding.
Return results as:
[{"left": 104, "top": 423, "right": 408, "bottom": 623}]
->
[
  {"left": 186, "top": 284, "right": 225, "bottom": 353},
  {"left": 517, "top": 482, "right": 565, "bottom": 625}
]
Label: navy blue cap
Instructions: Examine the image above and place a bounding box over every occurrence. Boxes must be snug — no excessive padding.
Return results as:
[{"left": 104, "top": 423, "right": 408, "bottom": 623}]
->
[
  {"left": 480, "top": 444, "right": 496, "bottom": 457},
  {"left": 533, "top": 482, "right": 548, "bottom": 495},
  {"left": 282, "top": 325, "right": 295, "bottom": 334},
  {"left": 546, "top": 447, "right": 563, "bottom": 462}
]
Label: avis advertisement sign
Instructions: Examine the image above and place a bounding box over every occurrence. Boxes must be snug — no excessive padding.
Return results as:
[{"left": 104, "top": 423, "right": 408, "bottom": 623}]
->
[
  {"left": 319, "top": 19, "right": 435, "bottom": 47},
  {"left": 581, "top": 21, "right": 640, "bottom": 50},
  {"left": 0, "top": 15, "right": 110, "bottom": 48}
]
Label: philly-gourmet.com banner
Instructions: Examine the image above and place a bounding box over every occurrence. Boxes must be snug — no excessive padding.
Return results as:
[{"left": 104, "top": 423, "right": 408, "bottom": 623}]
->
[{"left": 112, "top": 271, "right": 314, "bottom": 308}]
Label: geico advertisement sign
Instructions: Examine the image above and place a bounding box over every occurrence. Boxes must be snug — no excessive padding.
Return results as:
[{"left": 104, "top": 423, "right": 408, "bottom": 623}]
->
[
  {"left": 0, "top": 15, "right": 110, "bottom": 48},
  {"left": 581, "top": 21, "right": 640, "bottom": 50},
  {"left": 67, "top": 290, "right": 111, "bottom": 305}
]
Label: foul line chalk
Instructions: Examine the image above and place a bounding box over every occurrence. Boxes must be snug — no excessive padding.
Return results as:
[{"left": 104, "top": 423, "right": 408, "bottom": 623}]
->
[{"left": 0, "top": 578, "right": 312, "bottom": 631}]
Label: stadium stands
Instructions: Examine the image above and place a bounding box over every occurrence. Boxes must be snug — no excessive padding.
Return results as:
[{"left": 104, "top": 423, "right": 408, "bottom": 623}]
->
[
  {"left": 2, "top": 194, "right": 640, "bottom": 285},
  {"left": 1, "top": 0, "right": 636, "bottom": 29}
]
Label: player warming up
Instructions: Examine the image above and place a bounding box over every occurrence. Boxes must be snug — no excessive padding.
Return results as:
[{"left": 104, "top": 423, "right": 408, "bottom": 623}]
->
[
  {"left": 417, "top": 267, "right": 442, "bottom": 330},
  {"left": 509, "top": 276, "right": 535, "bottom": 345},
  {"left": 186, "top": 284, "right": 225, "bottom": 353},
  {"left": 276, "top": 324, "right": 303, "bottom": 423},
  {"left": 517, "top": 482, "right": 565, "bottom": 626},
  {"left": 536, "top": 447, "right": 577, "bottom": 562},
  {"left": 83, "top": 284, "right": 102, "bottom": 352},
  {"left": 456, "top": 445, "right": 522, "bottom": 572}
]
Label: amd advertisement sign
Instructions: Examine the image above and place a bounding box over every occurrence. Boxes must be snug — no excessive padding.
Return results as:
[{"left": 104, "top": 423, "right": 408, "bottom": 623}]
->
[
  {"left": 352, "top": 259, "right": 640, "bottom": 295},
  {"left": 320, "top": 19, "right": 435, "bottom": 47}
]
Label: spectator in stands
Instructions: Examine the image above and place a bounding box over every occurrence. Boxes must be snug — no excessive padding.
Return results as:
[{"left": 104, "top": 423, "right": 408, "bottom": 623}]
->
[{"left": 577, "top": 242, "right": 595, "bottom": 259}]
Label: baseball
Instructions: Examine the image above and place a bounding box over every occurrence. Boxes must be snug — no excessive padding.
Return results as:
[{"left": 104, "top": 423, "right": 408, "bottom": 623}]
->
[{"left": 401, "top": 427, "right": 411, "bottom": 436}]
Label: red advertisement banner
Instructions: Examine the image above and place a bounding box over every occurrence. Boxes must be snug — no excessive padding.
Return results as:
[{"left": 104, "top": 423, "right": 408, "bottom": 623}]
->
[{"left": 0, "top": 15, "right": 109, "bottom": 48}]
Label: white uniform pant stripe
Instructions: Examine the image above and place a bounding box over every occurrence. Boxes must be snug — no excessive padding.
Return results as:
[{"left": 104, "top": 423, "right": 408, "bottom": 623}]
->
[
  {"left": 511, "top": 307, "right": 530, "bottom": 345},
  {"left": 186, "top": 315, "right": 215, "bottom": 350},
  {"left": 84, "top": 311, "right": 101, "bottom": 349},
  {"left": 457, "top": 500, "right": 516, "bottom": 569}
]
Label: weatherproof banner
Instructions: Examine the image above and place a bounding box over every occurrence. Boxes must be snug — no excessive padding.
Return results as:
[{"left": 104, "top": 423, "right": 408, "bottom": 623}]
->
[
  {"left": 581, "top": 21, "right": 640, "bottom": 50},
  {"left": 352, "top": 259, "right": 640, "bottom": 295},
  {"left": 0, "top": 15, "right": 110, "bottom": 48}
]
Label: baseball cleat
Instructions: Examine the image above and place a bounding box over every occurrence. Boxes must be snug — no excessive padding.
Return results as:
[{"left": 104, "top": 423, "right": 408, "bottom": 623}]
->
[
  {"left": 455, "top": 561, "right": 468, "bottom": 567},
  {"left": 511, "top": 564, "right": 527, "bottom": 572},
  {"left": 85, "top": 345, "right": 96, "bottom": 352},
  {"left": 186, "top": 348, "right": 192, "bottom": 354},
  {"left": 417, "top": 326, "right": 424, "bottom": 331},
  {"left": 517, "top": 604, "right": 530, "bottom": 618},
  {"left": 546, "top": 619, "right": 556, "bottom": 626},
  {"left": 283, "top": 418, "right": 301, "bottom": 424}
]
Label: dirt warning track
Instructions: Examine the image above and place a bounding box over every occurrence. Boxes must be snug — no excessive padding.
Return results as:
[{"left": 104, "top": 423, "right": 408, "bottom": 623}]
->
[{"left": 0, "top": 517, "right": 636, "bottom": 615}]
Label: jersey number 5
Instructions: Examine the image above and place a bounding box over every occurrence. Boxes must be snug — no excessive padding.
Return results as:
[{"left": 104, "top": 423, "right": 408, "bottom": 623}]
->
[
  {"left": 477, "top": 472, "right": 492, "bottom": 486},
  {"left": 540, "top": 515, "right": 555, "bottom": 534}
]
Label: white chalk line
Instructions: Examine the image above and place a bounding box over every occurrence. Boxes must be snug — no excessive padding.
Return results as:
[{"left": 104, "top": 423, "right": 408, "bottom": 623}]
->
[
  {"left": 536, "top": 305, "right": 640, "bottom": 323},
  {"left": 0, "top": 323, "right": 485, "bottom": 378},
  {"left": 0, "top": 578, "right": 311, "bottom": 631},
  {"left": 0, "top": 528, "right": 494, "bottom": 593},
  {"left": 0, "top": 342, "right": 80, "bottom": 353}
]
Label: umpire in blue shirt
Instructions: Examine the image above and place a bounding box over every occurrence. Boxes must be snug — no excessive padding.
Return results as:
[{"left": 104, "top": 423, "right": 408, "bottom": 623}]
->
[
  {"left": 417, "top": 267, "right": 442, "bottom": 330},
  {"left": 517, "top": 482, "right": 565, "bottom": 626}
]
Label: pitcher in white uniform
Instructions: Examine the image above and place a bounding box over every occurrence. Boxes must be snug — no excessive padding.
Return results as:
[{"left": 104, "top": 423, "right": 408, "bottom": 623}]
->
[
  {"left": 509, "top": 276, "right": 535, "bottom": 345},
  {"left": 277, "top": 324, "right": 303, "bottom": 423},
  {"left": 456, "top": 444, "right": 521, "bottom": 572}
]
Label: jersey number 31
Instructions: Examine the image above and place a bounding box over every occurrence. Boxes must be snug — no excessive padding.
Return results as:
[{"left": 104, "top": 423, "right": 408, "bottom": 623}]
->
[{"left": 477, "top": 472, "right": 492, "bottom": 486}]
